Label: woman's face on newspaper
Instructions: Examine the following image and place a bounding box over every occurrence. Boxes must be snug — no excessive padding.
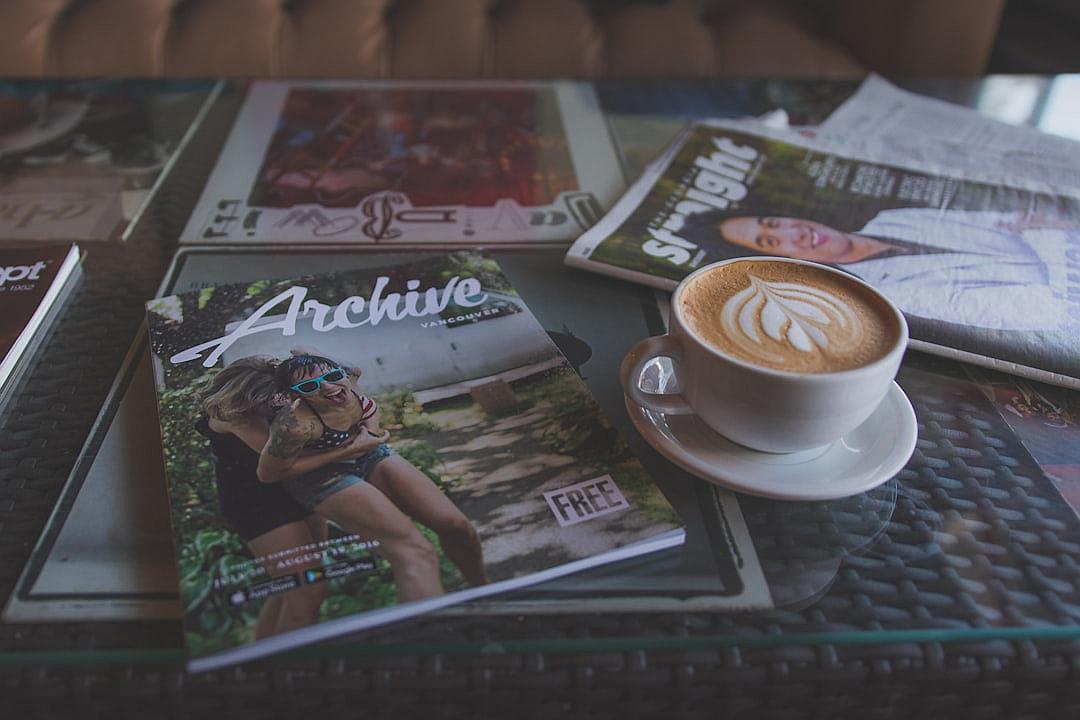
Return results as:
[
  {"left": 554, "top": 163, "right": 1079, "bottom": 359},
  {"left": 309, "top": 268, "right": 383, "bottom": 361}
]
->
[{"left": 717, "top": 216, "right": 862, "bottom": 263}]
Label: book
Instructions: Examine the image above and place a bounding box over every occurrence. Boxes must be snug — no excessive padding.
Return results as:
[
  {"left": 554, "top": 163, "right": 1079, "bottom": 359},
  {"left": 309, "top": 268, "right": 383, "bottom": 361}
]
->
[
  {"left": 179, "top": 81, "right": 624, "bottom": 245},
  {"left": 0, "top": 80, "right": 217, "bottom": 241},
  {"left": 146, "top": 251, "right": 686, "bottom": 671},
  {"left": 0, "top": 243, "right": 81, "bottom": 404},
  {"left": 565, "top": 120, "right": 1080, "bottom": 389}
]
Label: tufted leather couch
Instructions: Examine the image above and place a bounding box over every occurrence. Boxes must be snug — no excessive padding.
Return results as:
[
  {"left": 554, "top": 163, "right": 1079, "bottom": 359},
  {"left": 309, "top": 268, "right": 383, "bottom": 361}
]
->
[{"left": 1, "top": 0, "right": 1004, "bottom": 79}]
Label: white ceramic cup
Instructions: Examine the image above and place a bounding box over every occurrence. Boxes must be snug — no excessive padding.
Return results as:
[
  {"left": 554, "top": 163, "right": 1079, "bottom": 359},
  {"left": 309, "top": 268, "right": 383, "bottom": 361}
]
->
[{"left": 620, "top": 257, "right": 909, "bottom": 453}]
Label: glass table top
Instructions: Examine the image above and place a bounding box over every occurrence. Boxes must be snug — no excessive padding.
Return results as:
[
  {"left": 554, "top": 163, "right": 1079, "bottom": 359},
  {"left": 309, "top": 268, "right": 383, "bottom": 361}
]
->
[{"left": 1, "top": 76, "right": 1079, "bottom": 666}]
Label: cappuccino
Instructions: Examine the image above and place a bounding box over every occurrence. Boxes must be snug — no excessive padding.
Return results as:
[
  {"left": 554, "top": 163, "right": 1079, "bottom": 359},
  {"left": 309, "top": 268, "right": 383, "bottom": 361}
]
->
[{"left": 679, "top": 260, "right": 900, "bottom": 373}]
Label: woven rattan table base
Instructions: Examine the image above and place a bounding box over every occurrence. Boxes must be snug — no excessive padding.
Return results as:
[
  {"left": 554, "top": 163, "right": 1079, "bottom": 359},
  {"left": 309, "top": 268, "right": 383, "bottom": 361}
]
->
[{"left": 3, "top": 639, "right": 1080, "bottom": 719}]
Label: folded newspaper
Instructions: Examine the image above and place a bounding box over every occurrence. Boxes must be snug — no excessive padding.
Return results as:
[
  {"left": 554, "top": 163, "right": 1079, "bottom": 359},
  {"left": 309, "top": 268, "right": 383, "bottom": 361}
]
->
[{"left": 565, "top": 119, "right": 1080, "bottom": 389}]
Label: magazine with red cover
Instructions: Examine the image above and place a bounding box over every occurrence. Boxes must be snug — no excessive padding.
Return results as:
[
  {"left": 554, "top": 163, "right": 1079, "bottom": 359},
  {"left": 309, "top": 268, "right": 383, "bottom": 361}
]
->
[
  {"left": 179, "top": 81, "right": 623, "bottom": 245},
  {"left": 0, "top": 243, "right": 81, "bottom": 400}
]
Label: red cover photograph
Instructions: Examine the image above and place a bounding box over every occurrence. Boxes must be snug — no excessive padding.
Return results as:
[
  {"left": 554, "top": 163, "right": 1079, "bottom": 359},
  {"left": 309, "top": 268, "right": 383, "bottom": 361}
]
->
[{"left": 181, "top": 81, "right": 623, "bottom": 245}]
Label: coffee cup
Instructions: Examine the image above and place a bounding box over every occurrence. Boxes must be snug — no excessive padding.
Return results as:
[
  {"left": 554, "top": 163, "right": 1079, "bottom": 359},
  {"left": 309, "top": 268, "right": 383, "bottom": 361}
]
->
[{"left": 620, "top": 257, "right": 908, "bottom": 453}]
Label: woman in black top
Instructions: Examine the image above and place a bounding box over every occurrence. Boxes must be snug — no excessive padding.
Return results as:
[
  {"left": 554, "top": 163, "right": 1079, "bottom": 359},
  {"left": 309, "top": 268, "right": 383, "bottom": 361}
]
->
[
  {"left": 258, "top": 354, "right": 487, "bottom": 601},
  {"left": 197, "top": 356, "right": 382, "bottom": 638}
]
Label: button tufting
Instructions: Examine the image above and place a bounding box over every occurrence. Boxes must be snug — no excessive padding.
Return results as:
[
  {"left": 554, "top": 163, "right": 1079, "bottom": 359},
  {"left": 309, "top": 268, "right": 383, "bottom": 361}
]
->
[{"left": 0, "top": 0, "right": 1004, "bottom": 78}]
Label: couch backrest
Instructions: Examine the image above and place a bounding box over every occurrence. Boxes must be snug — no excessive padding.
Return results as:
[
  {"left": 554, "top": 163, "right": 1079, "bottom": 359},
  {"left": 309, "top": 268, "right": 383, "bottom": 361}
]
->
[{"left": 0, "top": 0, "right": 1004, "bottom": 78}]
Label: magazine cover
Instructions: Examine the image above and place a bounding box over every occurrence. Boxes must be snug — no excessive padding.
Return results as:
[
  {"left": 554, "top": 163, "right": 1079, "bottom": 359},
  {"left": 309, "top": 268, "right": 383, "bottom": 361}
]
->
[
  {"left": 566, "top": 120, "right": 1080, "bottom": 388},
  {"left": 0, "top": 79, "right": 216, "bottom": 241},
  {"left": 179, "top": 81, "right": 623, "bottom": 245},
  {"left": 147, "top": 251, "right": 684, "bottom": 670}
]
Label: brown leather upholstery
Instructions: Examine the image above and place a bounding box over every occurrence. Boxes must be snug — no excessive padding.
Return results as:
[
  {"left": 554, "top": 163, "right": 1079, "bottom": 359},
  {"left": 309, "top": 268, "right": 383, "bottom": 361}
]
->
[{"left": 0, "top": 0, "right": 1004, "bottom": 78}]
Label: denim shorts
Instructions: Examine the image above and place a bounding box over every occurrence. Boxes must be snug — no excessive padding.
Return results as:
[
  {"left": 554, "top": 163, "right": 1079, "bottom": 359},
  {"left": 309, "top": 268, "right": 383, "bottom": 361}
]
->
[{"left": 282, "top": 443, "right": 396, "bottom": 511}]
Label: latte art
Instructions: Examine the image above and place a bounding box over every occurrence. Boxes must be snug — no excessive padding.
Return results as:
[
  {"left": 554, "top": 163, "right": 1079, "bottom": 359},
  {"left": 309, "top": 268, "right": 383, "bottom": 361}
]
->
[
  {"left": 679, "top": 260, "right": 899, "bottom": 373},
  {"left": 721, "top": 274, "right": 863, "bottom": 366}
]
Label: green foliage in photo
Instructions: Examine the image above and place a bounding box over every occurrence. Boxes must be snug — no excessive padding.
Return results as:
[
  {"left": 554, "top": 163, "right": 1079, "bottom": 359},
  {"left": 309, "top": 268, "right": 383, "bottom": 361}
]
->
[
  {"left": 181, "top": 527, "right": 260, "bottom": 656},
  {"left": 160, "top": 372, "right": 460, "bottom": 654}
]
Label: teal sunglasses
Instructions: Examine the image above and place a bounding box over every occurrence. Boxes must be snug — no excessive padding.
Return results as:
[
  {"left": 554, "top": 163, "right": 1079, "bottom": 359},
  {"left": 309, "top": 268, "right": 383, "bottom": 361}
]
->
[{"left": 289, "top": 367, "right": 348, "bottom": 395}]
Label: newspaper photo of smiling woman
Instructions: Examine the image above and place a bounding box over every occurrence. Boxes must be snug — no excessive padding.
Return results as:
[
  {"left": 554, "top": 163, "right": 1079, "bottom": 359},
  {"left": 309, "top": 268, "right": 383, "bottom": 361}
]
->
[
  {"left": 566, "top": 120, "right": 1080, "bottom": 388},
  {"left": 146, "top": 251, "right": 684, "bottom": 671}
]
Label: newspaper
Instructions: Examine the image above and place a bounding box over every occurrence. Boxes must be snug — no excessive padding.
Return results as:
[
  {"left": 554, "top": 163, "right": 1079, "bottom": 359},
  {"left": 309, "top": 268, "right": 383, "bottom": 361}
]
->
[
  {"left": 565, "top": 120, "right": 1080, "bottom": 389},
  {"left": 812, "top": 74, "right": 1080, "bottom": 195}
]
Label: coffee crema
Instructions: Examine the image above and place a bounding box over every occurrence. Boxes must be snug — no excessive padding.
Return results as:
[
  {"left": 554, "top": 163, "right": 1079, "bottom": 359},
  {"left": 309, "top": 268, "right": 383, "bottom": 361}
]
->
[{"left": 679, "top": 260, "right": 900, "bottom": 373}]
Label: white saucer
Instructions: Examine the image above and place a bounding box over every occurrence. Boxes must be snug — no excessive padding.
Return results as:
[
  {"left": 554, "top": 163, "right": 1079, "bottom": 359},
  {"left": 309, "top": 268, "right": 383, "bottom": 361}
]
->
[{"left": 625, "top": 381, "right": 918, "bottom": 502}]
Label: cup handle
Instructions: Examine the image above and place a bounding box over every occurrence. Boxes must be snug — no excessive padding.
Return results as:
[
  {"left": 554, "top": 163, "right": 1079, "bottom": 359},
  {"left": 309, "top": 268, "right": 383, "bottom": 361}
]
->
[{"left": 619, "top": 334, "right": 693, "bottom": 415}]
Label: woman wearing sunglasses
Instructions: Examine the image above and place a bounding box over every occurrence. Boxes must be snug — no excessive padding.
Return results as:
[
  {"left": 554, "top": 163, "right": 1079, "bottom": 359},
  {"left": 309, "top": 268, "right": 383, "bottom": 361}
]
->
[
  {"left": 257, "top": 353, "right": 487, "bottom": 602},
  {"left": 197, "top": 356, "right": 380, "bottom": 638}
]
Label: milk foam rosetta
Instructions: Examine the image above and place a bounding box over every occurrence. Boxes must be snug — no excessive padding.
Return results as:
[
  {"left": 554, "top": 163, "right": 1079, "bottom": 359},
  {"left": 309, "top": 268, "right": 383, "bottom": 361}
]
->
[
  {"left": 721, "top": 274, "right": 863, "bottom": 365},
  {"left": 680, "top": 261, "right": 898, "bottom": 373}
]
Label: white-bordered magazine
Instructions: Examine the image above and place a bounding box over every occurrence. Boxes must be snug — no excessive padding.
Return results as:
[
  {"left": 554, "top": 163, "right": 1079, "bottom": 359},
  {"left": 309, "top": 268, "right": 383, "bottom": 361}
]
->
[{"left": 180, "top": 80, "right": 623, "bottom": 246}]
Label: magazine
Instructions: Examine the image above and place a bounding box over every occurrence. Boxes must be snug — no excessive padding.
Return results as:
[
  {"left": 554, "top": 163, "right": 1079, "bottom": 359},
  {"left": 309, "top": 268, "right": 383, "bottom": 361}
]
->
[
  {"left": 7, "top": 248, "right": 772, "bottom": 623},
  {"left": 147, "top": 251, "right": 685, "bottom": 670},
  {"left": 0, "top": 243, "right": 81, "bottom": 404},
  {"left": 565, "top": 120, "right": 1080, "bottom": 389},
  {"left": 0, "top": 80, "right": 217, "bottom": 241},
  {"left": 179, "top": 81, "right": 623, "bottom": 245},
  {"left": 967, "top": 366, "right": 1080, "bottom": 518}
]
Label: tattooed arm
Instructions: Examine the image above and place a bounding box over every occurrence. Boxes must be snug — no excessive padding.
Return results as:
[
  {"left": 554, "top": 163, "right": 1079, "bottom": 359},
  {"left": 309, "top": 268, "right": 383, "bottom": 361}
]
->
[
  {"left": 256, "top": 403, "right": 321, "bottom": 484},
  {"left": 212, "top": 415, "right": 368, "bottom": 482}
]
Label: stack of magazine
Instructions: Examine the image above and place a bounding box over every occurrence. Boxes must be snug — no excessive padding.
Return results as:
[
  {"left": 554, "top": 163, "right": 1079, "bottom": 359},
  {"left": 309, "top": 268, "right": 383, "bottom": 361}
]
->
[
  {"left": 23, "top": 79, "right": 775, "bottom": 672},
  {"left": 8, "top": 74, "right": 1080, "bottom": 672},
  {"left": 149, "top": 81, "right": 709, "bottom": 670}
]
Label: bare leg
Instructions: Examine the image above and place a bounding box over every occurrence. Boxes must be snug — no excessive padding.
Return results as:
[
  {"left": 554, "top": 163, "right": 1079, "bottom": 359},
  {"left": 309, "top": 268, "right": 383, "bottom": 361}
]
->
[
  {"left": 303, "top": 515, "right": 329, "bottom": 544},
  {"left": 313, "top": 482, "right": 444, "bottom": 602},
  {"left": 253, "top": 595, "right": 284, "bottom": 640},
  {"left": 369, "top": 455, "right": 487, "bottom": 587},
  {"left": 247, "top": 520, "right": 330, "bottom": 637}
]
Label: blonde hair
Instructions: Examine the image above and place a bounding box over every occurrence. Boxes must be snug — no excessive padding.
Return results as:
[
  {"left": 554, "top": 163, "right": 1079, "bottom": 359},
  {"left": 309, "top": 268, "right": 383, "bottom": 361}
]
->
[{"left": 197, "top": 356, "right": 280, "bottom": 422}]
